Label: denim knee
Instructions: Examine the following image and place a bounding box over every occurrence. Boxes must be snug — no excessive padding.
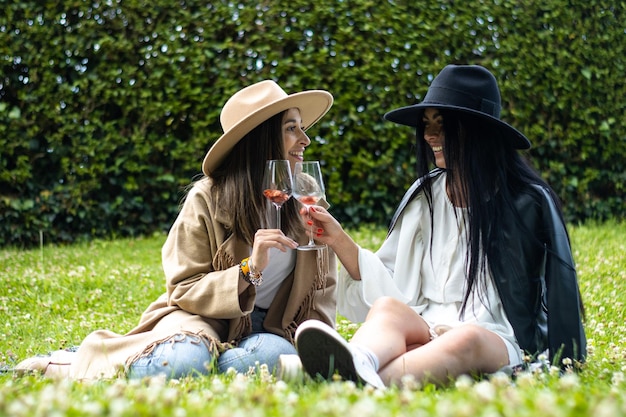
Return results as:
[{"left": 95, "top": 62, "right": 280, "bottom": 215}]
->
[
  {"left": 127, "top": 334, "right": 214, "bottom": 379},
  {"left": 217, "top": 332, "right": 297, "bottom": 374}
]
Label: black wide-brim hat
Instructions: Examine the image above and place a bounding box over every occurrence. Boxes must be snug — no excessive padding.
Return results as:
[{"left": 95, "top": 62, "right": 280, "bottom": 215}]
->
[{"left": 384, "top": 65, "right": 531, "bottom": 149}]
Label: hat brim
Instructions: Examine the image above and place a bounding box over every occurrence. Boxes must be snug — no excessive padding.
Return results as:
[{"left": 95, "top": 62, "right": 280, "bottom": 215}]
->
[
  {"left": 384, "top": 103, "right": 531, "bottom": 150},
  {"left": 202, "top": 90, "right": 333, "bottom": 175}
]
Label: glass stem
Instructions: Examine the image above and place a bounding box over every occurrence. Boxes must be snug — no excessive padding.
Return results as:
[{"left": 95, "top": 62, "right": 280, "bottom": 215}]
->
[
  {"left": 276, "top": 205, "right": 281, "bottom": 230},
  {"left": 308, "top": 206, "right": 314, "bottom": 245}
]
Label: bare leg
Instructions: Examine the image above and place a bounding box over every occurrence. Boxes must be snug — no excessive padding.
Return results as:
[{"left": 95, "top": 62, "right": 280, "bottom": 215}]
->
[
  {"left": 350, "top": 297, "right": 509, "bottom": 387},
  {"left": 379, "top": 324, "right": 509, "bottom": 387},
  {"left": 350, "top": 297, "right": 431, "bottom": 366}
]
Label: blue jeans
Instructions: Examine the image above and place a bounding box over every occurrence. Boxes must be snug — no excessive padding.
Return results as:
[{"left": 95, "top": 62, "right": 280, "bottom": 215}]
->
[{"left": 127, "top": 308, "right": 297, "bottom": 379}]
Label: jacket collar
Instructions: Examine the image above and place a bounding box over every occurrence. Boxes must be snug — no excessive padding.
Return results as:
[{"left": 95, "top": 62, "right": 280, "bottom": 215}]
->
[{"left": 388, "top": 168, "right": 445, "bottom": 233}]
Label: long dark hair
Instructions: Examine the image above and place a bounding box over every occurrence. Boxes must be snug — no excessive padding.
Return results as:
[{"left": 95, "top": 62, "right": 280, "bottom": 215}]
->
[
  {"left": 209, "top": 111, "right": 303, "bottom": 245},
  {"left": 415, "top": 109, "right": 560, "bottom": 315}
]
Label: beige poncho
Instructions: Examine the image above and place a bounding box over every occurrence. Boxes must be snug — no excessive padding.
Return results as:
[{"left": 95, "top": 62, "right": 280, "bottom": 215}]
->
[{"left": 69, "top": 178, "right": 337, "bottom": 380}]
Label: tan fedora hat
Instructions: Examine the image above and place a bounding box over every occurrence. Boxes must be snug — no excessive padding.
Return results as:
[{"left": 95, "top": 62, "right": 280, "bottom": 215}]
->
[{"left": 202, "top": 80, "right": 333, "bottom": 175}]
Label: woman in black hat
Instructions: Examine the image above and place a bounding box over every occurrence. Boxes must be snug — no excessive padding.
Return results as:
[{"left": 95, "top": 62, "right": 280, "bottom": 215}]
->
[{"left": 293, "top": 65, "right": 586, "bottom": 389}]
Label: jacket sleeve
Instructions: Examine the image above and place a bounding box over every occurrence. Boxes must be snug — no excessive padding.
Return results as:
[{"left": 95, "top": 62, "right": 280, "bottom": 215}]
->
[
  {"left": 161, "top": 181, "right": 255, "bottom": 320},
  {"left": 536, "top": 186, "right": 587, "bottom": 364}
]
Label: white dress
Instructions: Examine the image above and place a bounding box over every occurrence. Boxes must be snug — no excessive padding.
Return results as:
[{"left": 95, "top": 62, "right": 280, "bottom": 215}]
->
[{"left": 337, "top": 173, "right": 522, "bottom": 365}]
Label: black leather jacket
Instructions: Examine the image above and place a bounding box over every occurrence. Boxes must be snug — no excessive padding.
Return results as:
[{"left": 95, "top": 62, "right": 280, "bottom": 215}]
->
[{"left": 390, "top": 169, "right": 586, "bottom": 365}]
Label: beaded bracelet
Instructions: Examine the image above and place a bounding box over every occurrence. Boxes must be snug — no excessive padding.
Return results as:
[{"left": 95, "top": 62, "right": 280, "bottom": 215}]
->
[{"left": 240, "top": 257, "right": 263, "bottom": 286}]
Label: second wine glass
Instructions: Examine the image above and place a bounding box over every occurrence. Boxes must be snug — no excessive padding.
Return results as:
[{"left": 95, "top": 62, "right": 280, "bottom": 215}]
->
[
  {"left": 262, "top": 160, "right": 293, "bottom": 230},
  {"left": 292, "top": 161, "right": 326, "bottom": 250}
]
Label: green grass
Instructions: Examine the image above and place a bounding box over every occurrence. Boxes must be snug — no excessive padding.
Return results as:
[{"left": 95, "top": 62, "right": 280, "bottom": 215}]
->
[{"left": 1, "top": 221, "right": 625, "bottom": 416}]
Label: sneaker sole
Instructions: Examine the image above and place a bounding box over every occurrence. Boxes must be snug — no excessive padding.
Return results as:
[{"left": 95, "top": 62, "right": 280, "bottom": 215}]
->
[{"left": 296, "top": 323, "right": 361, "bottom": 383}]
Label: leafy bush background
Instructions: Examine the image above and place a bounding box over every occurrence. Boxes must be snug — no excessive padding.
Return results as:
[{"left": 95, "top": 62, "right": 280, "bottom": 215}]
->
[{"left": 1, "top": 0, "right": 624, "bottom": 247}]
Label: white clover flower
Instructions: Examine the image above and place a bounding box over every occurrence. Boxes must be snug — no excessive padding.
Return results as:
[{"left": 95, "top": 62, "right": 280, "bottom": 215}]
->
[
  {"left": 361, "top": 382, "right": 377, "bottom": 395},
  {"left": 399, "top": 390, "right": 415, "bottom": 405},
  {"left": 80, "top": 401, "right": 104, "bottom": 415},
  {"left": 338, "top": 379, "right": 357, "bottom": 392},
  {"left": 331, "top": 373, "right": 343, "bottom": 383},
  {"left": 203, "top": 389, "right": 214, "bottom": 401},
  {"left": 285, "top": 391, "right": 299, "bottom": 405},
  {"left": 211, "top": 376, "right": 225, "bottom": 393},
  {"left": 161, "top": 387, "right": 179, "bottom": 406},
  {"left": 109, "top": 398, "right": 132, "bottom": 415},
  {"left": 39, "top": 384, "right": 63, "bottom": 407},
  {"left": 611, "top": 371, "right": 624, "bottom": 386},
  {"left": 127, "top": 377, "right": 143, "bottom": 389},
  {"left": 372, "top": 387, "right": 386, "bottom": 398},
  {"left": 230, "top": 376, "right": 249, "bottom": 394},
  {"left": 244, "top": 363, "right": 258, "bottom": 377},
  {"left": 592, "top": 397, "right": 620, "bottom": 417},
  {"left": 400, "top": 373, "right": 421, "bottom": 391},
  {"left": 147, "top": 374, "right": 167, "bottom": 387},
  {"left": 233, "top": 372, "right": 249, "bottom": 384},
  {"left": 535, "top": 391, "right": 558, "bottom": 414},
  {"left": 351, "top": 397, "right": 378, "bottom": 417},
  {"left": 558, "top": 373, "right": 580, "bottom": 389},
  {"left": 473, "top": 380, "right": 496, "bottom": 401},
  {"left": 104, "top": 380, "right": 127, "bottom": 398},
  {"left": 186, "top": 392, "right": 204, "bottom": 409},
  {"left": 454, "top": 374, "right": 474, "bottom": 391},
  {"left": 490, "top": 372, "right": 512, "bottom": 387},
  {"left": 435, "top": 398, "right": 457, "bottom": 416},
  {"left": 173, "top": 407, "right": 187, "bottom": 417},
  {"left": 549, "top": 366, "right": 561, "bottom": 376},
  {"left": 273, "top": 380, "right": 288, "bottom": 392},
  {"left": 7, "top": 398, "right": 31, "bottom": 417},
  {"left": 515, "top": 371, "right": 536, "bottom": 388}
]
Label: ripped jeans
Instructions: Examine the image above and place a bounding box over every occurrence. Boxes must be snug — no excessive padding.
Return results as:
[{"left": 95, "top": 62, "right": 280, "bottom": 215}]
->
[{"left": 127, "top": 308, "right": 297, "bottom": 379}]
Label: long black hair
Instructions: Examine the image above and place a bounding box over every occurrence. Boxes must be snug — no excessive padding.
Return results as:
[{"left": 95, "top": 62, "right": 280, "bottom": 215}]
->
[
  {"left": 415, "top": 109, "right": 561, "bottom": 315},
  {"left": 209, "top": 111, "right": 304, "bottom": 245}
]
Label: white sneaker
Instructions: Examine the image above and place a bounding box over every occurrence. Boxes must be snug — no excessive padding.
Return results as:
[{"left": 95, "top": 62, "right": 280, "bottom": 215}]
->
[
  {"left": 275, "top": 354, "right": 305, "bottom": 383},
  {"left": 295, "top": 320, "right": 385, "bottom": 389}
]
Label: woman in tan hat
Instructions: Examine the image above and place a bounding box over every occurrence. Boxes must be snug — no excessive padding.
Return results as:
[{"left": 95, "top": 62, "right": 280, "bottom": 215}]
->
[
  {"left": 15, "top": 80, "right": 337, "bottom": 380},
  {"left": 292, "top": 65, "right": 586, "bottom": 389}
]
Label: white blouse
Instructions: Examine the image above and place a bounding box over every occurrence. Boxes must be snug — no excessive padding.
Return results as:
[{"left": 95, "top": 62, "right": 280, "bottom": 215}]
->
[{"left": 337, "top": 173, "right": 520, "bottom": 362}]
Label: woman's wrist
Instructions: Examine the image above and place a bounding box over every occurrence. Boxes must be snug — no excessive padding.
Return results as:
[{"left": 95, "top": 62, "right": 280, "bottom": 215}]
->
[
  {"left": 334, "top": 233, "right": 362, "bottom": 280},
  {"left": 239, "top": 257, "right": 263, "bottom": 286}
]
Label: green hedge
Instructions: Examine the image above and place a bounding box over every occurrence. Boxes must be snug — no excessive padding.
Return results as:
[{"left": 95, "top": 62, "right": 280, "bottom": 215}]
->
[{"left": 1, "top": 0, "right": 624, "bottom": 247}]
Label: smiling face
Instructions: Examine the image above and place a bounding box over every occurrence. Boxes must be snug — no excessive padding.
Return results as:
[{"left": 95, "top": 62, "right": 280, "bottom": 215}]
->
[
  {"left": 422, "top": 108, "right": 446, "bottom": 169},
  {"left": 281, "top": 108, "right": 311, "bottom": 168}
]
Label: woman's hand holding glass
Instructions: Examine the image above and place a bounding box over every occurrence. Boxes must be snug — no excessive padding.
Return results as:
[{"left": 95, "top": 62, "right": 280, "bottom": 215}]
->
[
  {"left": 251, "top": 160, "right": 299, "bottom": 275},
  {"left": 298, "top": 205, "right": 344, "bottom": 248},
  {"left": 249, "top": 229, "right": 298, "bottom": 274}
]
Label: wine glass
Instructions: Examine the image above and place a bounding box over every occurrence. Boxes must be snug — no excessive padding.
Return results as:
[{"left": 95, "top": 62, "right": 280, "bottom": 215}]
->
[
  {"left": 292, "top": 161, "right": 326, "bottom": 250},
  {"left": 262, "top": 160, "right": 293, "bottom": 230}
]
